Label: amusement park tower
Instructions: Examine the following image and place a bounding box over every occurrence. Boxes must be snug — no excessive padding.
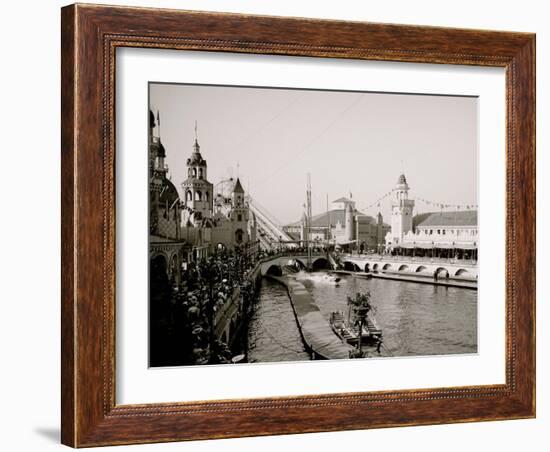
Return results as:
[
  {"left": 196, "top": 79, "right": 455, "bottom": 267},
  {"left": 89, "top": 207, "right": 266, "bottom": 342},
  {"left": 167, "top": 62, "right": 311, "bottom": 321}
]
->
[{"left": 389, "top": 173, "right": 415, "bottom": 245}]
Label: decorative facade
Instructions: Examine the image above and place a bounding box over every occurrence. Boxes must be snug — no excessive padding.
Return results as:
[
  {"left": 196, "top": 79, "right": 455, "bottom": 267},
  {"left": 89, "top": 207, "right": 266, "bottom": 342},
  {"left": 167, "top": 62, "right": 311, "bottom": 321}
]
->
[
  {"left": 384, "top": 173, "right": 478, "bottom": 256},
  {"left": 181, "top": 134, "right": 213, "bottom": 226},
  {"left": 149, "top": 111, "right": 259, "bottom": 277},
  {"left": 285, "top": 196, "right": 390, "bottom": 250},
  {"left": 148, "top": 110, "right": 188, "bottom": 284},
  {"left": 387, "top": 173, "right": 415, "bottom": 245}
]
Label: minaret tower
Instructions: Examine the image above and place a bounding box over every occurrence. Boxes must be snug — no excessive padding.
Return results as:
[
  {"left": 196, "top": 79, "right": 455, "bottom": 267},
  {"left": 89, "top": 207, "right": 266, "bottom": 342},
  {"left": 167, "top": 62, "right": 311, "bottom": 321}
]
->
[
  {"left": 390, "top": 173, "right": 415, "bottom": 244},
  {"left": 181, "top": 122, "right": 213, "bottom": 225},
  {"left": 230, "top": 178, "right": 249, "bottom": 245}
]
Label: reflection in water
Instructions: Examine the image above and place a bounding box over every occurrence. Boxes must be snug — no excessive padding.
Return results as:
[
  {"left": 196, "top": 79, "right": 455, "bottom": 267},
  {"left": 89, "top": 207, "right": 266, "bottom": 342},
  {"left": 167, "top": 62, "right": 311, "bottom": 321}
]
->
[
  {"left": 247, "top": 271, "right": 477, "bottom": 363},
  {"left": 247, "top": 278, "right": 311, "bottom": 363}
]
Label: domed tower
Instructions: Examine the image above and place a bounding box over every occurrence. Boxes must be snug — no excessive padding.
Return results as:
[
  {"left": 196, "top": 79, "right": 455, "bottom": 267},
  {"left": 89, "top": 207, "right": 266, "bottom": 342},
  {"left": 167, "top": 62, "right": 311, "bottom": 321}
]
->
[
  {"left": 149, "top": 110, "right": 173, "bottom": 236},
  {"left": 149, "top": 110, "right": 167, "bottom": 178},
  {"left": 345, "top": 202, "right": 354, "bottom": 242},
  {"left": 230, "top": 178, "right": 248, "bottom": 245},
  {"left": 181, "top": 124, "right": 213, "bottom": 226},
  {"left": 390, "top": 173, "right": 415, "bottom": 244}
]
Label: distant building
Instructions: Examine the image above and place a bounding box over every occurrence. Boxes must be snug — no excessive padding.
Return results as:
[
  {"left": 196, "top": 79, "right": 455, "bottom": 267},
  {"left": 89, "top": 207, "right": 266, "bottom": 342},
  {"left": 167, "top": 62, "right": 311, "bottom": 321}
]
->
[
  {"left": 385, "top": 173, "right": 478, "bottom": 259},
  {"left": 181, "top": 136, "right": 213, "bottom": 226},
  {"left": 387, "top": 174, "right": 415, "bottom": 245},
  {"left": 284, "top": 196, "right": 390, "bottom": 250}
]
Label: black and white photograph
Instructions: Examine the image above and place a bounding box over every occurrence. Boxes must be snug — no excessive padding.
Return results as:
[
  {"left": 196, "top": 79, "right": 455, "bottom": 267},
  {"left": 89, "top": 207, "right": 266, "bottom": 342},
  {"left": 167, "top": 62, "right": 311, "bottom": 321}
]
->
[
  {"left": 2, "top": 0, "right": 543, "bottom": 450},
  {"left": 148, "top": 83, "right": 479, "bottom": 367}
]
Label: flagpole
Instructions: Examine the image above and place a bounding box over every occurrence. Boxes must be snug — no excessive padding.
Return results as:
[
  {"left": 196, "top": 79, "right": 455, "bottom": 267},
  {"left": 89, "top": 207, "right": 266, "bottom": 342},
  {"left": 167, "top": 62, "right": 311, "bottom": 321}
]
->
[
  {"left": 306, "top": 173, "right": 312, "bottom": 271},
  {"left": 326, "top": 193, "right": 330, "bottom": 260}
]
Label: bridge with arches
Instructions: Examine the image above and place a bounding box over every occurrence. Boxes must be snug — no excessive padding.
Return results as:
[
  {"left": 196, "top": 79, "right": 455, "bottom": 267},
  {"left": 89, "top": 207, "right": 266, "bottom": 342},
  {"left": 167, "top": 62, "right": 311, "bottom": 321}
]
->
[
  {"left": 259, "top": 253, "right": 333, "bottom": 276},
  {"left": 340, "top": 254, "right": 478, "bottom": 280}
]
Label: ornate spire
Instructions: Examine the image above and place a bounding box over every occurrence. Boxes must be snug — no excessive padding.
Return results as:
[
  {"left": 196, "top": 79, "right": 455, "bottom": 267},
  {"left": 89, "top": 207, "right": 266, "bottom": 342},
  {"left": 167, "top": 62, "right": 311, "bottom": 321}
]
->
[
  {"left": 193, "top": 120, "right": 200, "bottom": 153},
  {"left": 156, "top": 110, "right": 161, "bottom": 138},
  {"left": 187, "top": 121, "right": 205, "bottom": 167},
  {"left": 395, "top": 173, "right": 409, "bottom": 192},
  {"left": 233, "top": 178, "right": 244, "bottom": 194}
]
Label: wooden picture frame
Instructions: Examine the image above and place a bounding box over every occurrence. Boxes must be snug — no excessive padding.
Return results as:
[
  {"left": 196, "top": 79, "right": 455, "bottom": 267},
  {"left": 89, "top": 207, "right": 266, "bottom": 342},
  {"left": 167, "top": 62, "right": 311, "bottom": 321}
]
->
[{"left": 61, "top": 3, "right": 535, "bottom": 447}]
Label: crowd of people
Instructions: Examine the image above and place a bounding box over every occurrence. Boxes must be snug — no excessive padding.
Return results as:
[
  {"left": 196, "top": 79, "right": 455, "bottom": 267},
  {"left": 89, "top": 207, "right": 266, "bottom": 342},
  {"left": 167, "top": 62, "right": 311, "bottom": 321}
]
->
[{"left": 150, "top": 246, "right": 259, "bottom": 367}]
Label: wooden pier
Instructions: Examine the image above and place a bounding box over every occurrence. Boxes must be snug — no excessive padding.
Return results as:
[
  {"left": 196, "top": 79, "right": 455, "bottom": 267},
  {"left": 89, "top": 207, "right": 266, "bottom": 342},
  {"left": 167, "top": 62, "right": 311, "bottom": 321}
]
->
[
  {"left": 268, "top": 276, "right": 353, "bottom": 360},
  {"left": 360, "top": 272, "right": 477, "bottom": 290},
  {"left": 332, "top": 268, "right": 476, "bottom": 290}
]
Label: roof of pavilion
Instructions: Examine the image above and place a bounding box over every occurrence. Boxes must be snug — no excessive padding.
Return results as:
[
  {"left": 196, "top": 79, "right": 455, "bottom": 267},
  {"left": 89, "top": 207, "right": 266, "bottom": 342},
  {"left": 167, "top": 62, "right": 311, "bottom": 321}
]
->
[
  {"left": 332, "top": 196, "right": 353, "bottom": 203},
  {"left": 286, "top": 209, "right": 380, "bottom": 228},
  {"left": 414, "top": 210, "right": 478, "bottom": 228}
]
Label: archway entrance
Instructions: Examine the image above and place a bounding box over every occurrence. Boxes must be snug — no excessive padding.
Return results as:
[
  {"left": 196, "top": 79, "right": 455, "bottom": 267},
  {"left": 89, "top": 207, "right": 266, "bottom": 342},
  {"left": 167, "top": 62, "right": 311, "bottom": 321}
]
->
[
  {"left": 312, "top": 257, "right": 331, "bottom": 271},
  {"left": 235, "top": 229, "right": 244, "bottom": 244}
]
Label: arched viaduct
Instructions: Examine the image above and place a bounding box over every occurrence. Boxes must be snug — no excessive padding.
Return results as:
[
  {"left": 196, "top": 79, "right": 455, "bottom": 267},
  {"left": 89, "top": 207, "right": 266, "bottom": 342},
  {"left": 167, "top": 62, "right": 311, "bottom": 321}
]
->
[
  {"left": 340, "top": 255, "right": 478, "bottom": 279},
  {"left": 259, "top": 254, "right": 332, "bottom": 276}
]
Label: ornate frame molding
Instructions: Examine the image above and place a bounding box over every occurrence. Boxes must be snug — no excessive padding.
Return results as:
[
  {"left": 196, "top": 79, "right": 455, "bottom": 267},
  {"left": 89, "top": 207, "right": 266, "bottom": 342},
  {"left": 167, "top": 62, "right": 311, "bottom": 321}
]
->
[{"left": 61, "top": 4, "right": 535, "bottom": 447}]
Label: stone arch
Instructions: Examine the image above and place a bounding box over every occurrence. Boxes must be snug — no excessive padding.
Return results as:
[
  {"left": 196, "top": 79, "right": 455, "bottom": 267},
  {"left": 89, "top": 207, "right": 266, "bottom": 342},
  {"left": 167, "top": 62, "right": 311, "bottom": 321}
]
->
[
  {"left": 343, "top": 261, "right": 358, "bottom": 271},
  {"left": 186, "top": 190, "right": 192, "bottom": 201},
  {"left": 151, "top": 253, "right": 168, "bottom": 274},
  {"left": 364, "top": 263, "right": 370, "bottom": 273},
  {"left": 416, "top": 265, "right": 428, "bottom": 273},
  {"left": 195, "top": 190, "right": 202, "bottom": 201},
  {"left": 455, "top": 268, "right": 470, "bottom": 276},
  {"left": 198, "top": 168, "right": 203, "bottom": 179},
  {"left": 435, "top": 267, "right": 449, "bottom": 277},
  {"left": 169, "top": 253, "right": 179, "bottom": 278},
  {"left": 294, "top": 259, "right": 307, "bottom": 269},
  {"left": 235, "top": 228, "right": 244, "bottom": 244},
  {"left": 192, "top": 168, "right": 197, "bottom": 177},
  {"left": 372, "top": 263, "right": 379, "bottom": 272},
  {"left": 266, "top": 264, "right": 283, "bottom": 276},
  {"left": 382, "top": 263, "right": 392, "bottom": 271},
  {"left": 150, "top": 254, "right": 169, "bottom": 304},
  {"left": 312, "top": 257, "right": 331, "bottom": 271},
  {"left": 398, "top": 264, "right": 409, "bottom": 271}
]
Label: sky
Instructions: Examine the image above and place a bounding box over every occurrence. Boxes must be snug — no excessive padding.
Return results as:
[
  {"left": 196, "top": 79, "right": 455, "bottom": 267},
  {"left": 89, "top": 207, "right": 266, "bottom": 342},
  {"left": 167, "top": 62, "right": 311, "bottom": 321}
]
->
[{"left": 149, "top": 83, "right": 478, "bottom": 225}]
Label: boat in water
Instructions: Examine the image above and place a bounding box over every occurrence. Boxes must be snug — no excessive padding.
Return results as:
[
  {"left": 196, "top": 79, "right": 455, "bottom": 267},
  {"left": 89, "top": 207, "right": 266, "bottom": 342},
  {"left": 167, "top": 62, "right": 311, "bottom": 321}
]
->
[{"left": 329, "top": 310, "right": 382, "bottom": 345}]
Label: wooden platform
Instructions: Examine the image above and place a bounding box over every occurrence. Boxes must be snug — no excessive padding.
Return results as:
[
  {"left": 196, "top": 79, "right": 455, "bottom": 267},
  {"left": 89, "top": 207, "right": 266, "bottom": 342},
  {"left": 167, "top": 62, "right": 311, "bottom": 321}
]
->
[
  {"left": 269, "top": 276, "right": 353, "bottom": 360},
  {"left": 368, "top": 272, "right": 478, "bottom": 290}
]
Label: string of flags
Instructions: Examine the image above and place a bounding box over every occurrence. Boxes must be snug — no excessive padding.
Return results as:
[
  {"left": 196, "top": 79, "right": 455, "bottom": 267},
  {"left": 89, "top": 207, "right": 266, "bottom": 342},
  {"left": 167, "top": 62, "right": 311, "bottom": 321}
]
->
[
  {"left": 359, "top": 191, "right": 392, "bottom": 212},
  {"left": 414, "top": 197, "right": 478, "bottom": 210},
  {"left": 359, "top": 191, "right": 477, "bottom": 212}
]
